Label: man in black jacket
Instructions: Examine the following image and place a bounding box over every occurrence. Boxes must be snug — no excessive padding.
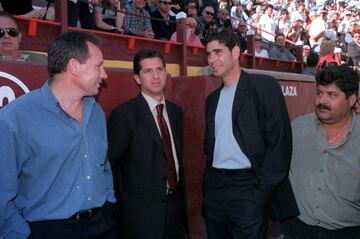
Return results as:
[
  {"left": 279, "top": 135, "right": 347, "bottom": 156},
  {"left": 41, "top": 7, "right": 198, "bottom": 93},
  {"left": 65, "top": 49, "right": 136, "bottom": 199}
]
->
[
  {"left": 108, "top": 49, "right": 186, "bottom": 239},
  {"left": 203, "top": 29, "right": 299, "bottom": 239}
]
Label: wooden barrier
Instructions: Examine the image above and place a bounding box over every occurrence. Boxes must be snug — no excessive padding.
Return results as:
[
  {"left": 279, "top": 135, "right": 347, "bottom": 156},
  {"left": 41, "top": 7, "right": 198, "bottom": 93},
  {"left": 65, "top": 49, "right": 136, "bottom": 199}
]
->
[{"left": 0, "top": 60, "right": 315, "bottom": 238}]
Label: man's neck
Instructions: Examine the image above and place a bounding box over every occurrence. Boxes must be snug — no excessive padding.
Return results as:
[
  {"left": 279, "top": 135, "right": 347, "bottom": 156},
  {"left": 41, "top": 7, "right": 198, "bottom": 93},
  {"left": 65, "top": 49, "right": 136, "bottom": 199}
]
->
[
  {"left": 159, "top": 9, "right": 169, "bottom": 18},
  {"left": 0, "top": 50, "right": 21, "bottom": 60},
  {"left": 50, "top": 75, "right": 84, "bottom": 122},
  {"left": 135, "top": 6, "right": 143, "bottom": 14},
  {"left": 321, "top": 112, "right": 353, "bottom": 138},
  {"left": 222, "top": 65, "right": 241, "bottom": 87}
]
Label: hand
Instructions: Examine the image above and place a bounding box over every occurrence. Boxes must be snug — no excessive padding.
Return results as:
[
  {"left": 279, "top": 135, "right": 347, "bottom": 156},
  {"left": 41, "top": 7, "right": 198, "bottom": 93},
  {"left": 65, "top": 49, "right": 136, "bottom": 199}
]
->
[
  {"left": 145, "top": 30, "right": 154, "bottom": 38},
  {"left": 114, "top": 0, "right": 121, "bottom": 10},
  {"left": 22, "top": 9, "right": 42, "bottom": 19}
]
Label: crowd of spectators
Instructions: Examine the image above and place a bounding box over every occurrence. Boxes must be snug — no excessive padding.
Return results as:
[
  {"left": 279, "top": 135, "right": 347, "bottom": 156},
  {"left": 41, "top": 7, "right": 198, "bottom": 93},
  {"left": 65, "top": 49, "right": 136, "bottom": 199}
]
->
[{"left": 1, "top": 0, "right": 360, "bottom": 72}]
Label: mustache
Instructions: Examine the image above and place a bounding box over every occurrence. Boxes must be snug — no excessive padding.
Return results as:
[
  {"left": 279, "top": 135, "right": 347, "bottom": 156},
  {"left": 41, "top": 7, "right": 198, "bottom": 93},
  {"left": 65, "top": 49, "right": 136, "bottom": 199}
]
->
[{"left": 317, "top": 104, "right": 331, "bottom": 111}]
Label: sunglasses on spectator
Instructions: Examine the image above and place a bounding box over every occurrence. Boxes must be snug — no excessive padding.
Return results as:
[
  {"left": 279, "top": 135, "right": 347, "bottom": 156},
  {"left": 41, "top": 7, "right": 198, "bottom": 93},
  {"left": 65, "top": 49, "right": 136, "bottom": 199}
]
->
[
  {"left": 0, "top": 28, "right": 19, "bottom": 38},
  {"left": 205, "top": 11, "right": 214, "bottom": 16},
  {"left": 160, "top": 1, "right": 172, "bottom": 5}
]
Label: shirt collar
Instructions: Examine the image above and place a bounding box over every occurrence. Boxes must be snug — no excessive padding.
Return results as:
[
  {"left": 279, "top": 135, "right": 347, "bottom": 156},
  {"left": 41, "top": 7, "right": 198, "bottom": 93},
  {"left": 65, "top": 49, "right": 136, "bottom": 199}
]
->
[
  {"left": 141, "top": 91, "right": 165, "bottom": 112},
  {"left": 40, "top": 79, "right": 95, "bottom": 113},
  {"left": 0, "top": 51, "right": 29, "bottom": 61}
]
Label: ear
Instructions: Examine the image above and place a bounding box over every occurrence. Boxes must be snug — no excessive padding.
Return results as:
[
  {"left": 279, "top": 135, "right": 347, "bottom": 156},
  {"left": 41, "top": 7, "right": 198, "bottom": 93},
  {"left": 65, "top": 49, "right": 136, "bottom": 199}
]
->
[
  {"left": 348, "top": 93, "right": 357, "bottom": 107},
  {"left": 67, "top": 58, "right": 80, "bottom": 76},
  {"left": 134, "top": 74, "right": 141, "bottom": 85},
  {"left": 18, "top": 32, "right": 22, "bottom": 43},
  {"left": 232, "top": 44, "right": 241, "bottom": 60}
]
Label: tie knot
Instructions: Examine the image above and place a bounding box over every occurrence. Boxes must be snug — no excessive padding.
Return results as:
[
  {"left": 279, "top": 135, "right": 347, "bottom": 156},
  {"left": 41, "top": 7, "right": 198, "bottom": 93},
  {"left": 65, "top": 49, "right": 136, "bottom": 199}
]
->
[{"left": 156, "top": 104, "right": 164, "bottom": 115}]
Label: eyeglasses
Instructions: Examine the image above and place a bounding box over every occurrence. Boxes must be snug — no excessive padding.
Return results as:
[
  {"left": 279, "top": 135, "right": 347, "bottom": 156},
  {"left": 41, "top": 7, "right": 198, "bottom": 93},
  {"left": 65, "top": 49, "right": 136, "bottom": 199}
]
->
[
  {"left": 205, "top": 11, "right": 214, "bottom": 16},
  {"left": 0, "top": 28, "right": 19, "bottom": 38},
  {"left": 160, "top": 1, "right": 171, "bottom": 5}
]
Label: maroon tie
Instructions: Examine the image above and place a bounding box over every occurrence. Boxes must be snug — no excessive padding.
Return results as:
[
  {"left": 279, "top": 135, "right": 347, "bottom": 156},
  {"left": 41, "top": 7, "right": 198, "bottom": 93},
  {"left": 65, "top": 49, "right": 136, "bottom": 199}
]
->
[{"left": 156, "top": 104, "right": 177, "bottom": 190}]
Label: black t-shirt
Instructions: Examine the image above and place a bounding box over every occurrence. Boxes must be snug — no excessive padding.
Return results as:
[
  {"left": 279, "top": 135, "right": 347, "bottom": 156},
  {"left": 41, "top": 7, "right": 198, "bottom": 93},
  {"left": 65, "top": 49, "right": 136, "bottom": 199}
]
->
[{"left": 0, "top": 0, "right": 33, "bottom": 15}]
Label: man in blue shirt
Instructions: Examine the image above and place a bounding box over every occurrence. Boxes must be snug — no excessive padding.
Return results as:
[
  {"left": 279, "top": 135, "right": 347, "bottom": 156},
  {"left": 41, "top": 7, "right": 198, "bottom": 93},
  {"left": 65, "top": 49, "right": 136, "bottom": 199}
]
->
[
  {"left": 0, "top": 31, "right": 118, "bottom": 239},
  {"left": 269, "top": 34, "right": 297, "bottom": 62}
]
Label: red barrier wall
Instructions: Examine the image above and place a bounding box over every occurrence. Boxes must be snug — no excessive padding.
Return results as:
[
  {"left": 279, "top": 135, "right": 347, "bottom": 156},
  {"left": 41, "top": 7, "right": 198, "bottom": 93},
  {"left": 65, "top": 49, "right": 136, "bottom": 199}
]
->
[{"left": 1, "top": 61, "right": 315, "bottom": 239}]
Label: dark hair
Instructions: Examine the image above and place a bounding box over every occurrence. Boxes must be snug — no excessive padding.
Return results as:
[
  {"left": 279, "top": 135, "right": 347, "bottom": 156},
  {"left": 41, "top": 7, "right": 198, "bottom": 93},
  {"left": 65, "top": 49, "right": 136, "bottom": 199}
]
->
[
  {"left": 275, "top": 33, "right": 285, "bottom": 41},
  {"left": 266, "top": 4, "right": 274, "bottom": 10},
  {"left": 47, "top": 31, "right": 101, "bottom": 77},
  {"left": 316, "top": 65, "right": 359, "bottom": 98},
  {"left": 0, "top": 11, "right": 18, "bottom": 28},
  {"left": 205, "top": 29, "right": 239, "bottom": 51},
  {"left": 133, "top": 49, "right": 165, "bottom": 75},
  {"left": 186, "top": 0, "right": 198, "bottom": 8},
  {"left": 306, "top": 52, "right": 319, "bottom": 67},
  {"left": 281, "top": 9, "right": 289, "bottom": 15}
]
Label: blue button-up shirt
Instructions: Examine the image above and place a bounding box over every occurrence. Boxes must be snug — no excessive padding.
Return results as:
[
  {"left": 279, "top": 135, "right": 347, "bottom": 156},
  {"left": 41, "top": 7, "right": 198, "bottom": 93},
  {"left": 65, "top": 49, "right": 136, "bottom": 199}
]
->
[{"left": 0, "top": 80, "right": 115, "bottom": 239}]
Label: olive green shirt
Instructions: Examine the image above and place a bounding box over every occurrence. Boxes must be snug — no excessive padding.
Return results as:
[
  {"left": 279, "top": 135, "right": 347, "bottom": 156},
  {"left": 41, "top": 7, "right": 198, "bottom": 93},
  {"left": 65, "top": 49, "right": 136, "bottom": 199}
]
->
[
  {"left": 290, "top": 112, "right": 360, "bottom": 230},
  {"left": 0, "top": 51, "right": 47, "bottom": 64}
]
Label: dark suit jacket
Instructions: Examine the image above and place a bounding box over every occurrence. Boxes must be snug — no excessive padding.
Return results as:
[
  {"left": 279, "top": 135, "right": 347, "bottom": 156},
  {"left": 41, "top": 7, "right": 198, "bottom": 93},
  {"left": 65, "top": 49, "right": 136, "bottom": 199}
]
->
[
  {"left": 204, "top": 70, "right": 299, "bottom": 221},
  {"left": 150, "top": 10, "right": 176, "bottom": 40},
  {"left": 108, "top": 94, "right": 185, "bottom": 239}
]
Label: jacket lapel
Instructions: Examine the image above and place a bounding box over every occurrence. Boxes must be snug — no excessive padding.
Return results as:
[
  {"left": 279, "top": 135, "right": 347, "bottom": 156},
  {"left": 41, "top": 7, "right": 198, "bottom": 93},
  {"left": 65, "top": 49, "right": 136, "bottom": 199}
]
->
[
  {"left": 232, "top": 70, "right": 250, "bottom": 124},
  {"left": 166, "top": 102, "right": 182, "bottom": 160},
  {"left": 208, "top": 88, "right": 221, "bottom": 143},
  {"left": 136, "top": 94, "right": 163, "bottom": 148}
]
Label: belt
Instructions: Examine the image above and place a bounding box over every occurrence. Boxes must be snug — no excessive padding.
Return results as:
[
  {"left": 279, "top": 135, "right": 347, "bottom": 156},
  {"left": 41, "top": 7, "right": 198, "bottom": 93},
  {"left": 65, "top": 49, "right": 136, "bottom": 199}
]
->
[
  {"left": 211, "top": 167, "right": 254, "bottom": 177},
  {"left": 70, "top": 206, "right": 102, "bottom": 221}
]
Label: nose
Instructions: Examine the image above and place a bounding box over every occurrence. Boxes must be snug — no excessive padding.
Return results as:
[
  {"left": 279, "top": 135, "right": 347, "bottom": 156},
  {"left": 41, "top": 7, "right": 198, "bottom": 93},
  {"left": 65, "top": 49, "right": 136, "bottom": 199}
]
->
[
  {"left": 153, "top": 69, "right": 161, "bottom": 79},
  {"left": 207, "top": 52, "right": 215, "bottom": 64},
  {"left": 100, "top": 66, "right": 108, "bottom": 79},
  {"left": 317, "top": 94, "right": 328, "bottom": 105}
]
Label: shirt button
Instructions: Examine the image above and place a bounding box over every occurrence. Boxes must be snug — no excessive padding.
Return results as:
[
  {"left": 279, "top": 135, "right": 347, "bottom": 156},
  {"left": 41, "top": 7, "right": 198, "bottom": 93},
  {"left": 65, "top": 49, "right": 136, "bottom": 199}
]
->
[
  {"left": 76, "top": 186, "right": 80, "bottom": 189},
  {"left": 84, "top": 154, "right": 88, "bottom": 158},
  {"left": 86, "top": 176, "right": 91, "bottom": 180},
  {"left": 318, "top": 188, "right": 321, "bottom": 191},
  {"left": 320, "top": 169, "right": 324, "bottom": 172},
  {"left": 87, "top": 197, "right": 91, "bottom": 201}
]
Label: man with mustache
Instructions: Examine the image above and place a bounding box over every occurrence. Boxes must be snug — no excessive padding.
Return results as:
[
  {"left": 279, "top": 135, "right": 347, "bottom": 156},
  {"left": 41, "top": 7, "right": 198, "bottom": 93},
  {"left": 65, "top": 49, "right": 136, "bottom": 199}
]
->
[{"left": 283, "top": 65, "right": 360, "bottom": 239}]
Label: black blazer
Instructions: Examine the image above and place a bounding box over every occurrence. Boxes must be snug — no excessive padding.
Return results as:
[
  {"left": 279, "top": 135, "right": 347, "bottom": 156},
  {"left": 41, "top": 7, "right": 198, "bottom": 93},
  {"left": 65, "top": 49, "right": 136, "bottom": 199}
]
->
[
  {"left": 204, "top": 70, "right": 299, "bottom": 221},
  {"left": 108, "top": 94, "right": 185, "bottom": 239}
]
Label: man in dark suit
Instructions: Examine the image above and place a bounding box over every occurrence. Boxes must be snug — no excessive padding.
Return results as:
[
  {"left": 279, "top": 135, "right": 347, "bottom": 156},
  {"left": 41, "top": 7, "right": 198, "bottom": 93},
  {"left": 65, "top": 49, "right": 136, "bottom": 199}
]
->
[
  {"left": 203, "top": 29, "right": 299, "bottom": 239},
  {"left": 108, "top": 49, "right": 186, "bottom": 239}
]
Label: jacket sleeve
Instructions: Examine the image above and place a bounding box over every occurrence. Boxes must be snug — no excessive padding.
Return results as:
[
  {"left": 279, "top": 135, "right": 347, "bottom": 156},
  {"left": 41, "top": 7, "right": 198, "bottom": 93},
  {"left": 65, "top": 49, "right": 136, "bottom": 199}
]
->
[
  {"left": 254, "top": 77, "right": 292, "bottom": 203},
  {"left": 107, "top": 108, "right": 130, "bottom": 200}
]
